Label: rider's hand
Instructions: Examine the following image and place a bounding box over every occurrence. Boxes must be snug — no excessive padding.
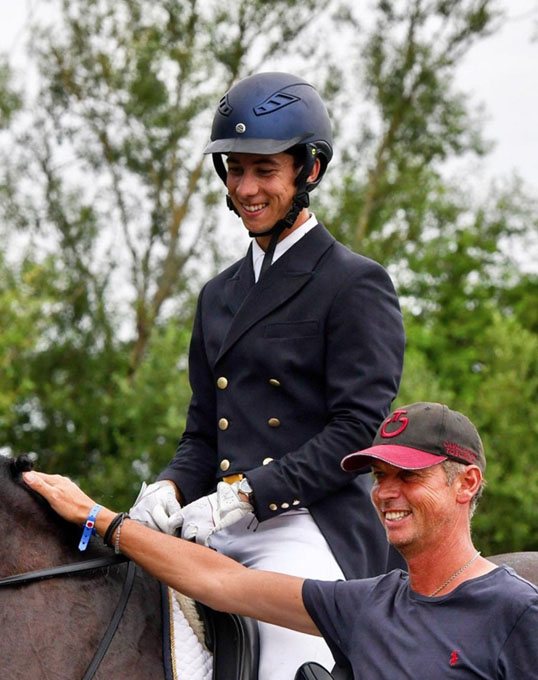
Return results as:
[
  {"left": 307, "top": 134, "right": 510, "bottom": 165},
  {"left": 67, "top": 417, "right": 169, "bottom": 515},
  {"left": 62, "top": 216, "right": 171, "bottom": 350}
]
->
[
  {"left": 129, "top": 480, "right": 182, "bottom": 535},
  {"left": 177, "top": 481, "right": 253, "bottom": 546}
]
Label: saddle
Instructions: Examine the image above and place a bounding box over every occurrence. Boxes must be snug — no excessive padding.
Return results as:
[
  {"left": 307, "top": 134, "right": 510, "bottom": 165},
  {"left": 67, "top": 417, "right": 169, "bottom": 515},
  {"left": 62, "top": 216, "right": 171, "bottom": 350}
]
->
[
  {"left": 197, "top": 602, "right": 259, "bottom": 680},
  {"left": 196, "top": 606, "right": 351, "bottom": 680}
]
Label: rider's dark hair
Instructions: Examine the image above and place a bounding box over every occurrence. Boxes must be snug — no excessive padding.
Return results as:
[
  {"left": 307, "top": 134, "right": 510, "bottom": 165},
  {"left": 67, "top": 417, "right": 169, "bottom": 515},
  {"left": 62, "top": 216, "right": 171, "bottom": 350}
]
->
[{"left": 284, "top": 145, "right": 306, "bottom": 169}]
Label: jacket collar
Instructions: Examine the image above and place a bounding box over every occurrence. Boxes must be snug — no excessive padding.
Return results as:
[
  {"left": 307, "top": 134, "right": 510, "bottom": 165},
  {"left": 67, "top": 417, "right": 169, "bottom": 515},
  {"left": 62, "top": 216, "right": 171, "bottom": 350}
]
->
[{"left": 217, "top": 222, "right": 334, "bottom": 363}]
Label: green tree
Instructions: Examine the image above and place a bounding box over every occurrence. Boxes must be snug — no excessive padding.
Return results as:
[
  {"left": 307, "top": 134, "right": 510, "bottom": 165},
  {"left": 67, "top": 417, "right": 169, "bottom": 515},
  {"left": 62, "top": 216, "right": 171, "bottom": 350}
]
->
[
  {"left": 322, "top": 0, "right": 498, "bottom": 259},
  {"left": 15, "top": 0, "right": 336, "bottom": 370},
  {"left": 317, "top": 0, "right": 538, "bottom": 553},
  {"left": 0, "top": 59, "right": 22, "bottom": 128},
  {"left": 470, "top": 313, "right": 538, "bottom": 553}
]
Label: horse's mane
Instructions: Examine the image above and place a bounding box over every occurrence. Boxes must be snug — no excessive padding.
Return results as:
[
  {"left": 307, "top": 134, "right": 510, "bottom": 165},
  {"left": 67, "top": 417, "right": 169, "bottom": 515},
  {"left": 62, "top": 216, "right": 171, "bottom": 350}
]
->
[
  {"left": 0, "top": 454, "right": 39, "bottom": 506},
  {"left": 9, "top": 453, "right": 34, "bottom": 476},
  {"left": 1, "top": 454, "right": 57, "bottom": 518}
]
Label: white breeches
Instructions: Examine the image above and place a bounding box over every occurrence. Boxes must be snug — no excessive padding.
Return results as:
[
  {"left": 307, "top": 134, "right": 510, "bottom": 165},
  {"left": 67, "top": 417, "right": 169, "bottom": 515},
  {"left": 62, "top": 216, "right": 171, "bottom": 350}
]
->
[{"left": 208, "top": 510, "right": 345, "bottom": 680}]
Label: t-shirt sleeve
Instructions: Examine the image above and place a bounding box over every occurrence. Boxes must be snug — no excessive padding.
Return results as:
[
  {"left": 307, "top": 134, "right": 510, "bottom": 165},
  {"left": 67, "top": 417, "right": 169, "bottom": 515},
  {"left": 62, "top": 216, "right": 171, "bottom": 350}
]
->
[
  {"left": 302, "top": 579, "right": 352, "bottom": 668},
  {"left": 498, "top": 601, "right": 538, "bottom": 678}
]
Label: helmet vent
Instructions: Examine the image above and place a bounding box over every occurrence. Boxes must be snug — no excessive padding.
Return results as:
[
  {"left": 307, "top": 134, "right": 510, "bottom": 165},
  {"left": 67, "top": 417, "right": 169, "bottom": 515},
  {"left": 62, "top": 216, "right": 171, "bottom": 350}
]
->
[
  {"left": 254, "top": 92, "right": 300, "bottom": 116},
  {"left": 218, "top": 95, "right": 233, "bottom": 117}
]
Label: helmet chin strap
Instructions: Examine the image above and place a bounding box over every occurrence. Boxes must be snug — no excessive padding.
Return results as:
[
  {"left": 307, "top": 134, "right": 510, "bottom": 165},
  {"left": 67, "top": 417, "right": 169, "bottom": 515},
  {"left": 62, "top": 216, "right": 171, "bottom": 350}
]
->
[{"left": 256, "top": 190, "right": 309, "bottom": 279}]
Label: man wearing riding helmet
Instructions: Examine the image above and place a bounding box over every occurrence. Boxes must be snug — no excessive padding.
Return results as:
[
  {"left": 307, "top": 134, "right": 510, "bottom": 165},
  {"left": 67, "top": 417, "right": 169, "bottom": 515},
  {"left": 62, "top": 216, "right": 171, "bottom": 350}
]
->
[{"left": 130, "top": 72, "right": 405, "bottom": 678}]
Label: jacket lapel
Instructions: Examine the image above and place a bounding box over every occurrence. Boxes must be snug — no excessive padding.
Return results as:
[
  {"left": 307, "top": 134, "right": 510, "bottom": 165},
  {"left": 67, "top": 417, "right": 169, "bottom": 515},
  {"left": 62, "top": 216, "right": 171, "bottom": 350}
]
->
[
  {"left": 216, "top": 223, "right": 334, "bottom": 363},
  {"left": 223, "top": 244, "right": 256, "bottom": 316}
]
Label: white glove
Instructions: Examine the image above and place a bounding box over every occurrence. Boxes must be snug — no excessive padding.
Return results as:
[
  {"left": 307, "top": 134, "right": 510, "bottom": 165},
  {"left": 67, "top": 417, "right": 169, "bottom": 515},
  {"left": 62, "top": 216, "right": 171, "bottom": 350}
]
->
[
  {"left": 176, "top": 481, "right": 253, "bottom": 546},
  {"left": 129, "top": 480, "right": 183, "bottom": 534}
]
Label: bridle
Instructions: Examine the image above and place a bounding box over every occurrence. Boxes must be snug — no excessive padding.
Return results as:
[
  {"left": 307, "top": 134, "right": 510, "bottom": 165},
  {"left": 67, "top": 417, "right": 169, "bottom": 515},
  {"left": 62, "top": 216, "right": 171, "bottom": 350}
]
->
[{"left": 0, "top": 552, "right": 136, "bottom": 680}]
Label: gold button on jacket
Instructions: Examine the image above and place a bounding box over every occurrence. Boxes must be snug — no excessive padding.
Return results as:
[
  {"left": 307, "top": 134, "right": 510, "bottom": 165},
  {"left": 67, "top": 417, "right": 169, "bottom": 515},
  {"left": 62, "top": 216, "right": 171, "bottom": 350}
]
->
[
  {"left": 220, "top": 459, "right": 231, "bottom": 472},
  {"left": 217, "top": 376, "right": 228, "bottom": 389},
  {"left": 218, "top": 418, "right": 229, "bottom": 430},
  {"left": 267, "top": 418, "right": 280, "bottom": 428}
]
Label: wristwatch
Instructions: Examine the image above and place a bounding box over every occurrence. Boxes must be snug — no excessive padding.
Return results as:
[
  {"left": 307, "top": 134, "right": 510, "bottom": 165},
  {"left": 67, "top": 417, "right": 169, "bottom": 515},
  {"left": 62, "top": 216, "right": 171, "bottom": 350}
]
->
[{"left": 238, "top": 476, "right": 254, "bottom": 502}]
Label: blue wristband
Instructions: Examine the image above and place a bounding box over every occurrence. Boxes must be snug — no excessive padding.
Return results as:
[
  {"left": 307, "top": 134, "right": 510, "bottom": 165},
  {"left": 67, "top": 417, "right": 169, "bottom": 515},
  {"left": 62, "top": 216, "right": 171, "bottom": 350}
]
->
[{"left": 78, "top": 504, "right": 103, "bottom": 551}]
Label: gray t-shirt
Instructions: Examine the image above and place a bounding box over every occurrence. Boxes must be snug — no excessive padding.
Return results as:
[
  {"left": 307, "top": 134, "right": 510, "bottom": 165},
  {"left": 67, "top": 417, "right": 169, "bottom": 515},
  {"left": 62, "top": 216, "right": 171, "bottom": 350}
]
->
[{"left": 303, "top": 566, "right": 538, "bottom": 679}]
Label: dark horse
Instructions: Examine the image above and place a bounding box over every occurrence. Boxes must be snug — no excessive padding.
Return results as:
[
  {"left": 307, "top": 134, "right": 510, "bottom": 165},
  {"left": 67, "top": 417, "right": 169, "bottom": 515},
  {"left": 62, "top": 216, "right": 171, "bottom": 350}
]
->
[
  {"left": 1, "top": 456, "right": 537, "bottom": 680},
  {"left": 0, "top": 455, "right": 165, "bottom": 680}
]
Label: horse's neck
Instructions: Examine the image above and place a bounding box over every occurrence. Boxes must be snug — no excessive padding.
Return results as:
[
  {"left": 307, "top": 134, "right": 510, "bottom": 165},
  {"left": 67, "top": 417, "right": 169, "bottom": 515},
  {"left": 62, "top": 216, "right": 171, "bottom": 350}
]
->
[
  {"left": 0, "top": 467, "right": 165, "bottom": 678},
  {"left": 3, "top": 502, "right": 86, "bottom": 576},
  {"left": 0, "top": 532, "right": 165, "bottom": 679}
]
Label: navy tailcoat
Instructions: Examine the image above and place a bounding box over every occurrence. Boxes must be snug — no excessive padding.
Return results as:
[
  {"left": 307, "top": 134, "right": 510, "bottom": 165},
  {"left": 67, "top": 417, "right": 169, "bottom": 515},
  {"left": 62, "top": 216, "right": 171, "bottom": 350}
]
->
[{"left": 159, "top": 223, "right": 405, "bottom": 578}]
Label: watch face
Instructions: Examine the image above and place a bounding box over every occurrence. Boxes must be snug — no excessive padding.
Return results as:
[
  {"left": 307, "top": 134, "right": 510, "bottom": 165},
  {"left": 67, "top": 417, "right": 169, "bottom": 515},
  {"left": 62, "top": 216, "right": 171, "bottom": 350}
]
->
[{"left": 239, "top": 478, "right": 253, "bottom": 496}]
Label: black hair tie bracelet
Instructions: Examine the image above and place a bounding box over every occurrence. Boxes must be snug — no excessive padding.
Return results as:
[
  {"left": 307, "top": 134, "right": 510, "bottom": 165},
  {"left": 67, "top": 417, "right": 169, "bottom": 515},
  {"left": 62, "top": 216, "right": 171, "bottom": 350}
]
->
[{"left": 103, "top": 512, "right": 128, "bottom": 548}]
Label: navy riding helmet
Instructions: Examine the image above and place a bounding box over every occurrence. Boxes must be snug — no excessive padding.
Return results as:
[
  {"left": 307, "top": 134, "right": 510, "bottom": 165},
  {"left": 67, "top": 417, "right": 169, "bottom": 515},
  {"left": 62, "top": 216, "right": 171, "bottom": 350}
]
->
[{"left": 203, "top": 72, "right": 333, "bottom": 241}]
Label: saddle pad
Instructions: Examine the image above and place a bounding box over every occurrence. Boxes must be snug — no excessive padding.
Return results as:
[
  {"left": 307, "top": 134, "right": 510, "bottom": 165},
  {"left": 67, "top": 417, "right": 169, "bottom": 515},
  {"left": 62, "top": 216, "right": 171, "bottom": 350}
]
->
[{"left": 162, "top": 585, "right": 213, "bottom": 680}]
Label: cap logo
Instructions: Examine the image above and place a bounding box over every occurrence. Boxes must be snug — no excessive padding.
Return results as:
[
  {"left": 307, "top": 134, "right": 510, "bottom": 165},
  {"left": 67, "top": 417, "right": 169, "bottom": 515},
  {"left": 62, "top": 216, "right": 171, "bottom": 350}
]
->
[
  {"left": 235, "top": 122, "right": 246, "bottom": 134},
  {"left": 380, "top": 410, "right": 409, "bottom": 438}
]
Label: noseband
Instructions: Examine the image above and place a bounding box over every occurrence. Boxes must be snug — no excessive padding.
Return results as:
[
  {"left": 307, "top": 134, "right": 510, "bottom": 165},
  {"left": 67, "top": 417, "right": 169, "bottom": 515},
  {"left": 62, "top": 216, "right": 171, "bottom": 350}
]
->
[{"left": 0, "top": 553, "right": 136, "bottom": 680}]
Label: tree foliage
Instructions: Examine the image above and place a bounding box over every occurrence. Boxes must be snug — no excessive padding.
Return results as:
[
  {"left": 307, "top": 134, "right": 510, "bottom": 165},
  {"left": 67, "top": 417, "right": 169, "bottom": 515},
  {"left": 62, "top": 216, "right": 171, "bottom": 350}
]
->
[
  {"left": 0, "top": 59, "right": 22, "bottom": 128},
  {"left": 316, "top": 0, "right": 538, "bottom": 553},
  {"left": 3, "top": 0, "right": 333, "bottom": 369},
  {"left": 324, "top": 0, "right": 498, "bottom": 255}
]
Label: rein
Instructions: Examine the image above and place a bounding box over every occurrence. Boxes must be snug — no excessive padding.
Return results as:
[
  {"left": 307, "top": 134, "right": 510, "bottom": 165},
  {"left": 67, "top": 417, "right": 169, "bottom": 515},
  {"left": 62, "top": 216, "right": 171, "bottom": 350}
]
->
[{"left": 0, "top": 553, "right": 136, "bottom": 680}]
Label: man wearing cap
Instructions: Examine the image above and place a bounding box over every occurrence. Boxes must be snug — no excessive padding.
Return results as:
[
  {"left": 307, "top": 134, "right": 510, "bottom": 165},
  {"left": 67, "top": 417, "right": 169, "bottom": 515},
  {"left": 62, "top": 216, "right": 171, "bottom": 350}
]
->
[
  {"left": 126, "top": 72, "right": 405, "bottom": 676},
  {"left": 25, "top": 402, "right": 538, "bottom": 679}
]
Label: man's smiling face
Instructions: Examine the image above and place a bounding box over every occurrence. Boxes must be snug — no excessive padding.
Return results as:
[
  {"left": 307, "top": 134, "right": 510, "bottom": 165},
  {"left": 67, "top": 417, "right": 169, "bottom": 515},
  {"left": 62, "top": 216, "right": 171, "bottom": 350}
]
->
[
  {"left": 370, "top": 460, "right": 460, "bottom": 558},
  {"left": 225, "top": 152, "right": 299, "bottom": 236}
]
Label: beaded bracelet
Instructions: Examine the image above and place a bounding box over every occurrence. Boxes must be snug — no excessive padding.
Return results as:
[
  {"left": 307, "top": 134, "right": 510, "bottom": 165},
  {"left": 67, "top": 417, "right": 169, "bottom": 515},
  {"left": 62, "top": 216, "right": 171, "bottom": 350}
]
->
[{"left": 115, "top": 514, "right": 128, "bottom": 555}]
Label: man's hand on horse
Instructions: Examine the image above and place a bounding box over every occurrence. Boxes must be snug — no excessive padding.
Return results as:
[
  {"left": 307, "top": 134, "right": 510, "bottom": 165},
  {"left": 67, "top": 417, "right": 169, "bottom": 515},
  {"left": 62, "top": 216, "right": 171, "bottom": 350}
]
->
[
  {"left": 129, "top": 480, "right": 183, "bottom": 535},
  {"left": 22, "top": 471, "right": 96, "bottom": 525},
  {"left": 177, "top": 481, "right": 253, "bottom": 546}
]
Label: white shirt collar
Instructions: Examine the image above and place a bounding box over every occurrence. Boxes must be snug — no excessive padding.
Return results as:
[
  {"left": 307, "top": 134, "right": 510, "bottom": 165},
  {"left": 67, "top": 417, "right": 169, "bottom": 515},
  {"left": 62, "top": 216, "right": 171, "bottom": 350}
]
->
[{"left": 252, "top": 213, "right": 318, "bottom": 282}]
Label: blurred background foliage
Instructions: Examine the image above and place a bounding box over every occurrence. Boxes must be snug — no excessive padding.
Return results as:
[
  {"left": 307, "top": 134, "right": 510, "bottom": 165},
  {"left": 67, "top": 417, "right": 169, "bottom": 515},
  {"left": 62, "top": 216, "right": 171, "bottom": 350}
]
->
[{"left": 0, "top": 0, "right": 536, "bottom": 554}]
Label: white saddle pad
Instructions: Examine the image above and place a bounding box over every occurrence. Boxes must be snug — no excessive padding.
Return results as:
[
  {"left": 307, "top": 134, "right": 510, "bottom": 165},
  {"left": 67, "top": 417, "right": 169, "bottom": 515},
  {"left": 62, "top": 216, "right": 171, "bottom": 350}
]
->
[{"left": 168, "top": 587, "right": 213, "bottom": 680}]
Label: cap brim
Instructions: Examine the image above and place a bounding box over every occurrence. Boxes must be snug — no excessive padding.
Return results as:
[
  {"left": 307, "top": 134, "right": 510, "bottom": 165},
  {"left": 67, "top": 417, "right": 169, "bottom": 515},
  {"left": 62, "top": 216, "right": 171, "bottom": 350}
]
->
[
  {"left": 341, "top": 445, "right": 447, "bottom": 472},
  {"left": 203, "top": 135, "right": 306, "bottom": 155}
]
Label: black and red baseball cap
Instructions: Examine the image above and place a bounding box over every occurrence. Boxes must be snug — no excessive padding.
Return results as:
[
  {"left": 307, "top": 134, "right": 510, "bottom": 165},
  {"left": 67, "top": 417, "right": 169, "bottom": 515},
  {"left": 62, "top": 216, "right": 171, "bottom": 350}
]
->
[{"left": 341, "top": 402, "right": 485, "bottom": 473}]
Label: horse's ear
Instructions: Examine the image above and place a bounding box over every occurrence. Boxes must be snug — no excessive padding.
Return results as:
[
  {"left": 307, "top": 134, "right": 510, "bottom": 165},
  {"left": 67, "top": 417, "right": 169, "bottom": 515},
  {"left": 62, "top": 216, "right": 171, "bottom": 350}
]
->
[{"left": 10, "top": 454, "right": 34, "bottom": 478}]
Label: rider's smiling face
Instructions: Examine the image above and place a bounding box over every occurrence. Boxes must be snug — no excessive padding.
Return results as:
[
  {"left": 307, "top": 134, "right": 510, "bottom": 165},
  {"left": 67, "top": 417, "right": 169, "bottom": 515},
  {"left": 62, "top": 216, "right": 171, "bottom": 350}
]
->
[{"left": 225, "top": 152, "right": 299, "bottom": 236}]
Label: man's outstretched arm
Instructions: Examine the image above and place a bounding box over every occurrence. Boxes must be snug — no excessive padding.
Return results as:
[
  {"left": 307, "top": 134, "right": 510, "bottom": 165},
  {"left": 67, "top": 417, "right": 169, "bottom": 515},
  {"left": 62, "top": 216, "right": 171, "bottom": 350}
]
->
[{"left": 23, "top": 470, "right": 320, "bottom": 636}]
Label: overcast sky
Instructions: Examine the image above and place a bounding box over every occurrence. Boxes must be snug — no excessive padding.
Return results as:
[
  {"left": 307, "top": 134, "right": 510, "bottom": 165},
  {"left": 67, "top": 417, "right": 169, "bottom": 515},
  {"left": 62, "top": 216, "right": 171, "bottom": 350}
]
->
[
  {"left": 1, "top": 0, "right": 537, "bottom": 189},
  {"left": 454, "top": 1, "right": 538, "bottom": 188}
]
